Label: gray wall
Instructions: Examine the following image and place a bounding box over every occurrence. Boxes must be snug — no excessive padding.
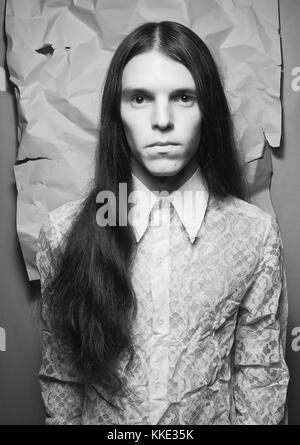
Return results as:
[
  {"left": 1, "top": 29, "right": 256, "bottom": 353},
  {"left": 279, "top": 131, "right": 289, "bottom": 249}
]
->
[
  {"left": 0, "top": 0, "right": 300, "bottom": 425},
  {"left": 0, "top": 0, "right": 45, "bottom": 425},
  {"left": 271, "top": 0, "right": 300, "bottom": 426}
]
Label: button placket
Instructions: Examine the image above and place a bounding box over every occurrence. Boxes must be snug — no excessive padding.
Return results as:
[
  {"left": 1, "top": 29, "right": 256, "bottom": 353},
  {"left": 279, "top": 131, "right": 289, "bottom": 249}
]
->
[{"left": 148, "top": 198, "right": 171, "bottom": 424}]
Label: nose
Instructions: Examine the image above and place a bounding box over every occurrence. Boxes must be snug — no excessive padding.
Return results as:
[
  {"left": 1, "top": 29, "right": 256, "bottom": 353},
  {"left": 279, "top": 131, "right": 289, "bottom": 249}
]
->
[{"left": 151, "top": 99, "right": 174, "bottom": 131}]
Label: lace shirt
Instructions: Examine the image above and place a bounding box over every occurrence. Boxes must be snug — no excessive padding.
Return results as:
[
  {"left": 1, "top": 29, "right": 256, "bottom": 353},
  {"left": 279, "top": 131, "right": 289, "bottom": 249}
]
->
[{"left": 36, "top": 175, "right": 289, "bottom": 425}]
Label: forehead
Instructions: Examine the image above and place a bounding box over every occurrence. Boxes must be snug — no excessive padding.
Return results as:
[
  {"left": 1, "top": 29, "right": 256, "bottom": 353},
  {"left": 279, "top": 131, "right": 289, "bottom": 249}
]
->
[{"left": 121, "top": 50, "right": 196, "bottom": 90}]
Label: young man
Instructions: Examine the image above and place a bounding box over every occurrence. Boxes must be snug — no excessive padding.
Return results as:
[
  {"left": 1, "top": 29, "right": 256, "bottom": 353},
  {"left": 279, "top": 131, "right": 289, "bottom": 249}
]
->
[{"left": 36, "top": 21, "right": 289, "bottom": 425}]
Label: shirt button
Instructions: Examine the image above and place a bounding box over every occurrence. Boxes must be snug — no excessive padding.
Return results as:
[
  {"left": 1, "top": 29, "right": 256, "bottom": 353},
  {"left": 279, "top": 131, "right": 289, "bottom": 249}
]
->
[{"left": 159, "top": 319, "right": 165, "bottom": 326}]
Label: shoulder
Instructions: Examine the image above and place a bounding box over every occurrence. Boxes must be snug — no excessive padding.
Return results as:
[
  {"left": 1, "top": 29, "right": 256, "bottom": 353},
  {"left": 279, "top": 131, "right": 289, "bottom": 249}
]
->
[
  {"left": 223, "top": 196, "right": 274, "bottom": 221},
  {"left": 48, "top": 198, "right": 85, "bottom": 235},
  {"left": 209, "top": 195, "right": 280, "bottom": 243},
  {"left": 39, "top": 198, "right": 85, "bottom": 251}
]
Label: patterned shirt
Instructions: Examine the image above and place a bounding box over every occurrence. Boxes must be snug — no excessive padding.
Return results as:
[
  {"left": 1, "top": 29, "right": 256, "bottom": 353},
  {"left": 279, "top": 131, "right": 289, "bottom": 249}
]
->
[{"left": 36, "top": 171, "right": 289, "bottom": 425}]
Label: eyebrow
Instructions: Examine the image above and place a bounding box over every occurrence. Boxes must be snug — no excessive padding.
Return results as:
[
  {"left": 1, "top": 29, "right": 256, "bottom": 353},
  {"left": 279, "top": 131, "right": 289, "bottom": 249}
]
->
[{"left": 121, "top": 87, "right": 197, "bottom": 98}]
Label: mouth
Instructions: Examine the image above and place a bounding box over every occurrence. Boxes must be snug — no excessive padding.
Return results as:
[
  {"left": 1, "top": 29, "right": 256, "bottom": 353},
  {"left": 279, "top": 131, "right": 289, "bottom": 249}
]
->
[{"left": 147, "top": 142, "right": 180, "bottom": 148}]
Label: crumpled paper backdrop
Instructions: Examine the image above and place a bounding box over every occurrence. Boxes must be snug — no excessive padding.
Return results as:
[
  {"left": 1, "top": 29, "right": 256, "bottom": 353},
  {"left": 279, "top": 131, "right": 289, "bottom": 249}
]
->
[{"left": 5, "top": 0, "right": 282, "bottom": 280}]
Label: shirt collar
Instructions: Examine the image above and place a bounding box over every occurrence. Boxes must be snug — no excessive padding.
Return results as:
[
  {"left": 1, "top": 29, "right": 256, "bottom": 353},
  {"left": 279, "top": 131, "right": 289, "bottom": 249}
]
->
[{"left": 130, "top": 169, "right": 209, "bottom": 244}]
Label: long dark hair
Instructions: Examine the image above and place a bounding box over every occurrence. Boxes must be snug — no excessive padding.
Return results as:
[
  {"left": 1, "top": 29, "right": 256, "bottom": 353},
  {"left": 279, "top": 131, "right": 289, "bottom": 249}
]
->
[{"left": 40, "top": 21, "right": 246, "bottom": 397}]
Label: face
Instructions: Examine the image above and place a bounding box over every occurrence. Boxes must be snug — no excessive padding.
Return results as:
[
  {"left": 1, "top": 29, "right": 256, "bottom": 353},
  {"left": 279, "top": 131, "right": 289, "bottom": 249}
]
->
[{"left": 120, "top": 50, "right": 202, "bottom": 181}]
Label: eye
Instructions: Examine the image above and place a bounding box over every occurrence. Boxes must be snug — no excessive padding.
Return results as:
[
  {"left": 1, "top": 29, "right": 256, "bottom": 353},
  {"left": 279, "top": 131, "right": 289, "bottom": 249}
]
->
[
  {"left": 175, "top": 94, "right": 195, "bottom": 104},
  {"left": 131, "top": 95, "right": 147, "bottom": 105}
]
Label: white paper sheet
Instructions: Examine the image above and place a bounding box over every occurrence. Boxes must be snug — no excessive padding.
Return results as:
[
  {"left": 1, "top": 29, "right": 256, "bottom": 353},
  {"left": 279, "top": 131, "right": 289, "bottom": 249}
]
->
[{"left": 5, "top": 0, "right": 282, "bottom": 279}]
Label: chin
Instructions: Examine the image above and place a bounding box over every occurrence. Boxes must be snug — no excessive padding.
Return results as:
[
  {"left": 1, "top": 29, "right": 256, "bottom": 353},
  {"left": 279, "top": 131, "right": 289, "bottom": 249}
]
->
[
  {"left": 147, "top": 163, "right": 183, "bottom": 177},
  {"left": 150, "top": 169, "right": 181, "bottom": 177}
]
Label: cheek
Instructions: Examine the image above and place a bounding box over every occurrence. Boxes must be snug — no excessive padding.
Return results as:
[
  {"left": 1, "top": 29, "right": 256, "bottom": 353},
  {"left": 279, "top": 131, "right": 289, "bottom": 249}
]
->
[
  {"left": 121, "top": 111, "right": 145, "bottom": 147},
  {"left": 180, "top": 113, "right": 202, "bottom": 146}
]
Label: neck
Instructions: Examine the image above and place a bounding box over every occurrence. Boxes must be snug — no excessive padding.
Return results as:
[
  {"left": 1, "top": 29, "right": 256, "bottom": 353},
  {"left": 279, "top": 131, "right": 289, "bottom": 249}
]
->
[{"left": 131, "top": 156, "right": 199, "bottom": 194}]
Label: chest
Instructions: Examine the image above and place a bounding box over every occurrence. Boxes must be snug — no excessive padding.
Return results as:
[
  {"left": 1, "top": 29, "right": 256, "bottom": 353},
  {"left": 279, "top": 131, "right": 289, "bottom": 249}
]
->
[{"left": 131, "top": 209, "right": 261, "bottom": 337}]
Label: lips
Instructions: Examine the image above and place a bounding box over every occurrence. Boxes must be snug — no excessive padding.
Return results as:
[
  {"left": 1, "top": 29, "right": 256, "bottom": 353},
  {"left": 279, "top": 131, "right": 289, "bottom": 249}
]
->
[{"left": 147, "top": 142, "right": 179, "bottom": 147}]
